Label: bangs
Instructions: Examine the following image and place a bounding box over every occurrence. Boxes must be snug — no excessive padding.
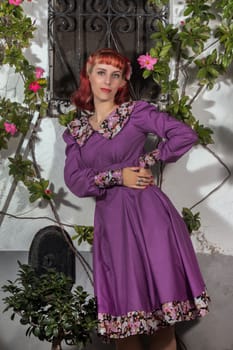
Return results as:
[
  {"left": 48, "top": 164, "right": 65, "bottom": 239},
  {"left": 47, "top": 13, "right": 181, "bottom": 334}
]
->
[{"left": 95, "top": 54, "right": 125, "bottom": 71}]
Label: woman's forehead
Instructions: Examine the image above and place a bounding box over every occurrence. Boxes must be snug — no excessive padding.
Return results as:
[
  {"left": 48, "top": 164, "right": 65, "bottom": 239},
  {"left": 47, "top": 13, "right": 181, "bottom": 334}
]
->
[{"left": 93, "top": 62, "right": 122, "bottom": 72}]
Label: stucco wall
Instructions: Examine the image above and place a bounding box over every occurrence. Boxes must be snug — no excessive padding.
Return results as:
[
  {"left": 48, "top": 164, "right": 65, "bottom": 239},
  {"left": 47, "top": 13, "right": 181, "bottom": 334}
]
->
[{"left": 0, "top": 0, "right": 233, "bottom": 349}]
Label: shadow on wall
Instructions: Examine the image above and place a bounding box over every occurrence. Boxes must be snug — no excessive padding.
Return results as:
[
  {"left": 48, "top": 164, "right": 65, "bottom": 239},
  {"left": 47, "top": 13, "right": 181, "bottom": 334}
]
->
[
  {"left": 167, "top": 89, "right": 233, "bottom": 254},
  {"left": 0, "top": 339, "right": 10, "bottom": 350},
  {"left": 23, "top": 0, "right": 48, "bottom": 66},
  {"left": 213, "top": 125, "right": 233, "bottom": 182}
]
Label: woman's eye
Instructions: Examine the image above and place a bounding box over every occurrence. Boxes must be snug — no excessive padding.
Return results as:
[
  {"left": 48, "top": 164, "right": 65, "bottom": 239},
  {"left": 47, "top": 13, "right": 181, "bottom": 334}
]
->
[
  {"left": 97, "top": 71, "right": 105, "bottom": 76},
  {"left": 113, "top": 73, "right": 120, "bottom": 79}
]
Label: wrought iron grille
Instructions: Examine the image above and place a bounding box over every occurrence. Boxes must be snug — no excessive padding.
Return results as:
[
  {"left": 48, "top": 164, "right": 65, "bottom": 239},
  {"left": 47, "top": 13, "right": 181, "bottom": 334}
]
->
[{"left": 48, "top": 0, "right": 168, "bottom": 115}]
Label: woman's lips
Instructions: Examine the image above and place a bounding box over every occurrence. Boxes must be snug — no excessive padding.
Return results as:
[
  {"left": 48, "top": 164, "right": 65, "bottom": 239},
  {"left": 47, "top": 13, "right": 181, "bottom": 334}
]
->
[{"left": 100, "top": 88, "right": 112, "bottom": 93}]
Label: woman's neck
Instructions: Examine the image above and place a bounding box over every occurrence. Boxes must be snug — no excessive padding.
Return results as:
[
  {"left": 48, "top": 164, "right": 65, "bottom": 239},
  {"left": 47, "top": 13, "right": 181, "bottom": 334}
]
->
[{"left": 93, "top": 101, "right": 117, "bottom": 123}]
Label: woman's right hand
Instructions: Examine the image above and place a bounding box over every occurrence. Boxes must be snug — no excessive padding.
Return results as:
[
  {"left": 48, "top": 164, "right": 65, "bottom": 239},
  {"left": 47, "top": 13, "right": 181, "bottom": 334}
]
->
[{"left": 122, "top": 167, "right": 155, "bottom": 189}]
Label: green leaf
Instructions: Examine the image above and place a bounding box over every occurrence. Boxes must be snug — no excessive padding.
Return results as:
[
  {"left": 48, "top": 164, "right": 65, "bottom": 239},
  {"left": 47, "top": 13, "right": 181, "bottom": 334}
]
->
[
  {"left": 142, "top": 70, "right": 153, "bottom": 79},
  {"left": 29, "top": 193, "right": 42, "bottom": 203},
  {"left": 32, "top": 327, "right": 41, "bottom": 337},
  {"left": 52, "top": 327, "right": 59, "bottom": 337},
  {"left": 194, "top": 121, "right": 214, "bottom": 145},
  {"left": 197, "top": 67, "right": 208, "bottom": 79},
  {"left": 183, "top": 7, "right": 193, "bottom": 16},
  {"left": 73, "top": 225, "right": 94, "bottom": 245},
  {"left": 182, "top": 208, "right": 201, "bottom": 234},
  {"left": 8, "top": 155, "right": 35, "bottom": 182},
  {"left": 159, "top": 43, "right": 172, "bottom": 58},
  {"left": 59, "top": 109, "right": 78, "bottom": 126},
  {"left": 207, "top": 67, "right": 219, "bottom": 78}
]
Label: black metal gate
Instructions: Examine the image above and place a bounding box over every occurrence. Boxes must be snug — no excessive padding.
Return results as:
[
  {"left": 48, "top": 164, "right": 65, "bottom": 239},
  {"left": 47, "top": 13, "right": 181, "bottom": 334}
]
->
[{"left": 48, "top": 0, "right": 168, "bottom": 115}]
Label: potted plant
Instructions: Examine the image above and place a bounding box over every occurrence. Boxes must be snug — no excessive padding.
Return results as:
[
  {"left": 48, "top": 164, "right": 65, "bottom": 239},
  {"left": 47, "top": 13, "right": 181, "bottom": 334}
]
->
[{"left": 2, "top": 262, "right": 97, "bottom": 350}]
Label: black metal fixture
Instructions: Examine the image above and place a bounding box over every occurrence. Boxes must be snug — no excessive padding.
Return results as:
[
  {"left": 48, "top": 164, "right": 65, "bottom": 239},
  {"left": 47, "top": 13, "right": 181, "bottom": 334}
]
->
[
  {"left": 48, "top": 0, "right": 168, "bottom": 115},
  {"left": 28, "top": 225, "right": 76, "bottom": 284}
]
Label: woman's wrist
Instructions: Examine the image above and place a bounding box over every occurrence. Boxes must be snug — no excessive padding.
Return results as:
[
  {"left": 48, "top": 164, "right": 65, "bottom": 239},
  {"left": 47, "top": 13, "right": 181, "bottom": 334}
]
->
[
  {"left": 94, "top": 169, "right": 123, "bottom": 188},
  {"left": 139, "top": 149, "right": 160, "bottom": 168}
]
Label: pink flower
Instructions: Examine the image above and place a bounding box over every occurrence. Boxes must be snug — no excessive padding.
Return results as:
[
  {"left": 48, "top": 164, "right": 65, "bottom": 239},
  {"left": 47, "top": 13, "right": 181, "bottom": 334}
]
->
[
  {"left": 44, "top": 189, "right": 53, "bottom": 200},
  {"left": 44, "top": 189, "right": 52, "bottom": 195},
  {"left": 137, "top": 54, "right": 158, "bottom": 70},
  {"left": 180, "top": 20, "right": 185, "bottom": 26},
  {"left": 35, "top": 67, "right": 44, "bottom": 79},
  {"left": 29, "top": 81, "right": 41, "bottom": 93},
  {"left": 8, "top": 0, "right": 23, "bottom": 5},
  {"left": 4, "top": 122, "right": 18, "bottom": 136}
]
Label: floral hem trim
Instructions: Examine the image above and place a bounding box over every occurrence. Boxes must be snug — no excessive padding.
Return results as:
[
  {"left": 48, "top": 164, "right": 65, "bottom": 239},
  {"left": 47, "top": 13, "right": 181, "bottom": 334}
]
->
[
  {"left": 94, "top": 169, "right": 123, "bottom": 188},
  {"left": 98, "top": 290, "right": 210, "bottom": 339},
  {"left": 139, "top": 149, "right": 160, "bottom": 168}
]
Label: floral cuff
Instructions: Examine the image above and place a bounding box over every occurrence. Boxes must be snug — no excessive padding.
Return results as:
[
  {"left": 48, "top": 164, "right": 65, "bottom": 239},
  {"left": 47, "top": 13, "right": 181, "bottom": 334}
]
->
[
  {"left": 94, "top": 169, "right": 123, "bottom": 188},
  {"left": 139, "top": 149, "right": 160, "bottom": 168}
]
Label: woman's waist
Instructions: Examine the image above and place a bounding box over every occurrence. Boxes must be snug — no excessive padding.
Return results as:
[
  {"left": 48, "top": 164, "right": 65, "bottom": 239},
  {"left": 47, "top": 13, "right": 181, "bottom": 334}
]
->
[
  {"left": 96, "top": 158, "right": 140, "bottom": 172},
  {"left": 96, "top": 183, "right": 160, "bottom": 204}
]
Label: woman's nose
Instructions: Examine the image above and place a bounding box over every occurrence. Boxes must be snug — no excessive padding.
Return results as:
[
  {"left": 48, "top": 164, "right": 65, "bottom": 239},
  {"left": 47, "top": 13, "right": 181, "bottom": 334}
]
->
[{"left": 104, "top": 75, "right": 111, "bottom": 85}]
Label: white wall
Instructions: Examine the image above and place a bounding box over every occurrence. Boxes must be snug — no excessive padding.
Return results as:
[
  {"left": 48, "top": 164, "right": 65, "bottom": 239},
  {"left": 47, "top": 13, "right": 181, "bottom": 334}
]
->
[
  {"left": 0, "top": 0, "right": 233, "bottom": 349},
  {"left": 0, "top": 0, "right": 232, "bottom": 255},
  {"left": 168, "top": 0, "right": 233, "bottom": 256},
  {"left": 0, "top": 0, "right": 94, "bottom": 252}
]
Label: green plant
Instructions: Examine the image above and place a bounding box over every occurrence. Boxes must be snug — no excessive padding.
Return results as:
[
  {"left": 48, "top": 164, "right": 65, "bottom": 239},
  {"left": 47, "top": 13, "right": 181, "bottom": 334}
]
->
[
  {"left": 0, "top": 1, "right": 47, "bottom": 143},
  {"left": 2, "top": 262, "right": 97, "bottom": 350},
  {"left": 0, "top": 1, "right": 232, "bottom": 249},
  {"left": 182, "top": 208, "right": 201, "bottom": 234},
  {"left": 0, "top": 0, "right": 51, "bottom": 203},
  {"left": 0, "top": 0, "right": 94, "bottom": 294},
  {"left": 138, "top": 0, "right": 232, "bottom": 231}
]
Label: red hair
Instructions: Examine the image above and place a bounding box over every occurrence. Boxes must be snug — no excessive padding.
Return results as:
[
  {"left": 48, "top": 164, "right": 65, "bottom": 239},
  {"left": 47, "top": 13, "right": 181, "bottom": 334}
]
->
[{"left": 71, "top": 48, "right": 132, "bottom": 112}]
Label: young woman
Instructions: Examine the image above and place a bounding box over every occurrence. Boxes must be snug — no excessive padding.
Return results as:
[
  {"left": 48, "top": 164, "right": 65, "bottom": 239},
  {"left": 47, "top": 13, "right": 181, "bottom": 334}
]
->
[{"left": 63, "top": 48, "right": 210, "bottom": 350}]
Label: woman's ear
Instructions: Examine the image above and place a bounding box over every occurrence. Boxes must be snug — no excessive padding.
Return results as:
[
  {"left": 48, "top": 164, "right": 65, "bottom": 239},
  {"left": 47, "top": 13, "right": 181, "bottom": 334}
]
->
[
  {"left": 86, "top": 62, "right": 91, "bottom": 78},
  {"left": 120, "top": 80, "right": 127, "bottom": 88}
]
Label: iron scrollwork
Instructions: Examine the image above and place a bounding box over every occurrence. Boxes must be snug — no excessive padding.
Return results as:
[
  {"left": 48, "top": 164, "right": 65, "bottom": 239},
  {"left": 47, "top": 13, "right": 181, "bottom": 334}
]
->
[
  {"left": 48, "top": 0, "right": 168, "bottom": 115},
  {"left": 50, "top": 0, "right": 76, "bottom": 32}
]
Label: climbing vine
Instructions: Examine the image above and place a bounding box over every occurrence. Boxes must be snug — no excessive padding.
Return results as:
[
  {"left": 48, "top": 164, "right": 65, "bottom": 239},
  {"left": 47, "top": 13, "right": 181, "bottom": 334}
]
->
[
  {"left": 0, "top": 0, "right": 232, "bottom": 245},
  {"left": 137, "top": 0, "right": 233, "bottom": 232},
  {"left": 0, "top": 0, "right": 48, "bottom": 198}
]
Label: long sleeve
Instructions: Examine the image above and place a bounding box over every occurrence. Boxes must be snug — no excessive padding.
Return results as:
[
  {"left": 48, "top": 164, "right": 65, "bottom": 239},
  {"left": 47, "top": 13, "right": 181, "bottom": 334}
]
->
[
  {"left": 63, "top": 130, "right": 123, "bottom": 198},
  {"left": 63, "top": 130, "right": 107, "bottom": 198},
  {"left": 135, "top": 101, "right": 198, "bottom": 165}
]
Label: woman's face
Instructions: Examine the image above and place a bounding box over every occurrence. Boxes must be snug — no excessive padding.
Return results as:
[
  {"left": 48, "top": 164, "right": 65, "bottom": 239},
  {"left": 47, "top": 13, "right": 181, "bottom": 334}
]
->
[{"left": 88, "top": 63, "right": 126, "bottom": 104}]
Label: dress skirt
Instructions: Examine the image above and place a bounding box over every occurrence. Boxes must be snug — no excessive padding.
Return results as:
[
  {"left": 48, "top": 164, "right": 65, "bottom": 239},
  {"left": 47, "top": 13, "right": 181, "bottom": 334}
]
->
[{"left": 93, "top": 185, "right": 209, "bottom": 340}]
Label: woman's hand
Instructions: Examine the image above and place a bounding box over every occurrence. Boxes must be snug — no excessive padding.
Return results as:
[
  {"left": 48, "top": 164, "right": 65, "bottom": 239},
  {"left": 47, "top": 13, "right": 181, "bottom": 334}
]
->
[{"left": 122, "top": 167, "right": 155, "bottom": 189}]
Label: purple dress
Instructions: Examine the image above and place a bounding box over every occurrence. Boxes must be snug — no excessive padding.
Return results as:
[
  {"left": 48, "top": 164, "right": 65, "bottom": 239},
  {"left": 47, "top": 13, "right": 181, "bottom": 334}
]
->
[{"left": 63, "top": 100, "right": 209, "bottom": 340}]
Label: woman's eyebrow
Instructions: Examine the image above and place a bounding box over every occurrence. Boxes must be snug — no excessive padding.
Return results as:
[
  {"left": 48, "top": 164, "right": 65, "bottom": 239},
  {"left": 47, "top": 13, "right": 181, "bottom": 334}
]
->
[{"left": 96, "top": 67, "right": 121, "bottom": 73}]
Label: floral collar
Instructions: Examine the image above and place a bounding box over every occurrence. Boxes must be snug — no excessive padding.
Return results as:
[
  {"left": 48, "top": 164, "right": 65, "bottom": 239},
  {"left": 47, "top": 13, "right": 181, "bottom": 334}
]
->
[{"left": 68, "top": 101, "right": 136, "bottom": 146}]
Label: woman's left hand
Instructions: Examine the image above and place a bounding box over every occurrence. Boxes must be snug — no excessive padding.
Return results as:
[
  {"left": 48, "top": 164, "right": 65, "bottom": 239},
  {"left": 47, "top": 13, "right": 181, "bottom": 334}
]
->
[
  {"left": 137, "top": 167, "right": 155, "bottom": 188},
  {"left": 122, "top": 166, "right": 155, "bottom": 189}
]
